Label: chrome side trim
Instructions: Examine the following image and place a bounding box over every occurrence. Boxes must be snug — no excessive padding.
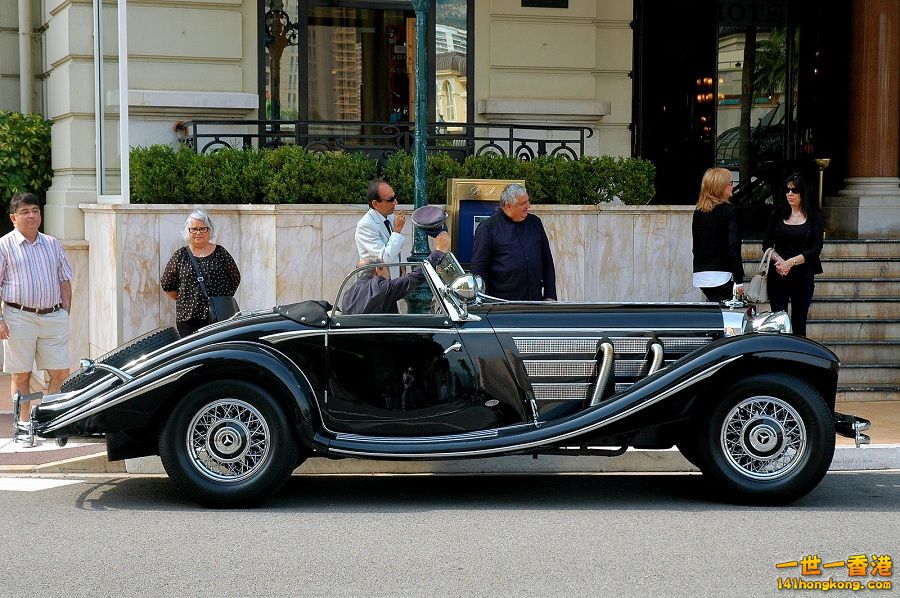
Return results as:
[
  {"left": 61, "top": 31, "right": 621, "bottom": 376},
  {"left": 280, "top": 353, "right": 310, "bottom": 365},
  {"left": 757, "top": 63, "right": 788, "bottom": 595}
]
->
[
  {"left": 44, "top": 365, "right": 203, "bottom": 432},
  {"left": 501, "top": 327, "right": 717, "bottom": 335},
  {"left": 335, "top": 428, "right": 499, "bottom": 443},
  {"left": 328, "top": 356, "right": 741, "bottom": 458},
  {"left": 261, "top": 330, "right": 327, "bottom": 344},
  {"left": 326, "top": 327, "right": 459, "bottom": 335}
]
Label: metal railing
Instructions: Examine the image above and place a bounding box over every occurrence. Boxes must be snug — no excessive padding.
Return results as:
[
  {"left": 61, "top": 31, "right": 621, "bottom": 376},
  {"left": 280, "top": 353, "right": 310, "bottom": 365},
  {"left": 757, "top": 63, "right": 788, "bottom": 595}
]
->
[{"left": 175, "top": 119, "right": 593, "bottom": 162}]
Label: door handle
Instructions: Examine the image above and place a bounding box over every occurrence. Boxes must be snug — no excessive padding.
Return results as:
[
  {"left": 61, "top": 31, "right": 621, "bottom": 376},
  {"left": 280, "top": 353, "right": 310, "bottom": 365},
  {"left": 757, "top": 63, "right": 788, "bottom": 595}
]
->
[{"left": 443, "top": 341, "right": 462, "bottom": 355}]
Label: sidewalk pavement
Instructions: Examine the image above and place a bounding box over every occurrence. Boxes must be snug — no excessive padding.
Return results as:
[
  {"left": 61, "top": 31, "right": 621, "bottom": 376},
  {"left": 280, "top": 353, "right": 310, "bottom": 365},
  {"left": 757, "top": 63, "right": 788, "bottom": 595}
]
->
[{"left": 2, "top": 401, "right": 898, "bottom": 476}]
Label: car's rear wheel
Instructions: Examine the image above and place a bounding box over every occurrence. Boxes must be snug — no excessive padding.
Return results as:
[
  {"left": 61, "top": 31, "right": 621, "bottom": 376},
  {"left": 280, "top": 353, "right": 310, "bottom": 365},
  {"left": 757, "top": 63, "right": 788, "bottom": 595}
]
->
[
  {"left": 694, "top": 373, "right": 834, "bottom": 505},
  {"left": 60, "top": 327, "right": 180, "bottom": 392},
  {"left": 159, "top": 380, "right": 297, "bottom": 507}
]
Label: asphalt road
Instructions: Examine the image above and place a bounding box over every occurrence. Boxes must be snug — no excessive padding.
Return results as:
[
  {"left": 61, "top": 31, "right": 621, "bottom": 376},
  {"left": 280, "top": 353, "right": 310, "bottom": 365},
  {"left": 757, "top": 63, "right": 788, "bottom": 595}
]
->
[{"left": 1, "top": 471, "right": 897, "bottom": 597}]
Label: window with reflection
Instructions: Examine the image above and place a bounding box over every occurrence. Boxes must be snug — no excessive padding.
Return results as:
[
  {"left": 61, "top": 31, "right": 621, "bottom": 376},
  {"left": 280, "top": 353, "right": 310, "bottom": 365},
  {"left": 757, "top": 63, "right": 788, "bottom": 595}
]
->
[{"left": 261, "top": 1, "right": 472, "bottom": 127}]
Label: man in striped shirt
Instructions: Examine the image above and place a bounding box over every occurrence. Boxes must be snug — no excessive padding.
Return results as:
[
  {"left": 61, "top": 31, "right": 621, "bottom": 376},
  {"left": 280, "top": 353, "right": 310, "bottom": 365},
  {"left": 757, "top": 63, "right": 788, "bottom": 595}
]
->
[{"left": 0, "top": 192, "right": 73, "bottom": 426}]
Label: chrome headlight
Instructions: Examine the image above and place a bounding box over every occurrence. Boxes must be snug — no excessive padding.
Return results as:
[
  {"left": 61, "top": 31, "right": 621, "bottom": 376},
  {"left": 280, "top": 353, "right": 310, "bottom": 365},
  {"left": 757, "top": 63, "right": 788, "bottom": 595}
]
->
[
  {"left": 751, "top": 311, "right": 792, "bottom": 334},
  {"left": 722, "top": 303, "right": 754, "bottom": 337}
]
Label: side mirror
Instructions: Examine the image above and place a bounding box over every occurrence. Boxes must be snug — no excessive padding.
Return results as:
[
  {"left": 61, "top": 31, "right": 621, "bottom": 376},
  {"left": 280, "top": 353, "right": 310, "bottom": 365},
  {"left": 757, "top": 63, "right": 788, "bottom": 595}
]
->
[
  {"left": 79, "top": 358, "right": 95, "bottom": 374},
  {"left": 449, "top": 274, "right": 480, "bottom": 302}
]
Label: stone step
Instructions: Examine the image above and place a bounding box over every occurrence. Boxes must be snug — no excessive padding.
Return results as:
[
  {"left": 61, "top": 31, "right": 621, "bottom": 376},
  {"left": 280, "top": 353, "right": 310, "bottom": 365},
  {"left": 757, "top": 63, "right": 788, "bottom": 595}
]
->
[
  {"left": 835, "top": 385, "right": 900, "bottom": 402},
  {"left": 835, "top": 385, "right": 900, "bottom": 404},
  {"left": 807, "top": 319, "right": 900, "bottom": 341},
  {"left": 807, "top": 298, "right": 900, "bottom": 319},
  {"left": 742, "top": 239, "right": 900, "bottom": 259},
  {"left": 825, "top": 341, "right": 900, "bottom": 364},
  {"left": 838, "top": 364, "right": 900, "bottom": 385},
  {"left": 815, "top": 279, "right": 899, "bottom": 298},
  {"left": 742, "top": 258, "right": 900, "bottom": 279}
]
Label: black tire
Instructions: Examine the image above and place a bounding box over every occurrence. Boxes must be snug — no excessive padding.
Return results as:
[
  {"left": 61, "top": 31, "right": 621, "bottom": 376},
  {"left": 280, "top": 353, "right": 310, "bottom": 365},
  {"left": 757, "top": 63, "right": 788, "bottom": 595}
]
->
[
  {"left": 158, "top": 380, "right": 298, "bottom": 507},
  {"left": 60, "top": 327, "right": 180, "bottom": 392},
  {"left": 694, "top": 373, "right": 835, "bottom": 505}
]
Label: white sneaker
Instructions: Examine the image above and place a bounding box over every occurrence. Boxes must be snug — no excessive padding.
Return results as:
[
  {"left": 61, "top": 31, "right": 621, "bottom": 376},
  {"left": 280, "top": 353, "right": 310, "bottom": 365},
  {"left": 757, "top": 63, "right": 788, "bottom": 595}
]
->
[{"left": 13, "top": 434, "right": 42, "bottom": 448}]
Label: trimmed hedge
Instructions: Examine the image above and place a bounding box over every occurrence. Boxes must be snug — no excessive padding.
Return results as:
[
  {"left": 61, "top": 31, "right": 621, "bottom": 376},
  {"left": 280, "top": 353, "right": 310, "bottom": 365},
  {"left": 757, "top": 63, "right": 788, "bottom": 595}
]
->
[
  {"left": 0, "top": 111, "right": 53, "bottom": 210},
  {"left": 130, "top": 145, "right": 655, "bottom": 205}
]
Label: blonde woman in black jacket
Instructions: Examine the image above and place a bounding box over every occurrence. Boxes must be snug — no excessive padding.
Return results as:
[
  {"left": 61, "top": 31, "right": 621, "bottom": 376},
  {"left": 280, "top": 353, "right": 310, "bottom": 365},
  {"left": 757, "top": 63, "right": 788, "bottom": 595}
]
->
[{"left": 692, "top": 167, "right": 744, "bottom": 302}]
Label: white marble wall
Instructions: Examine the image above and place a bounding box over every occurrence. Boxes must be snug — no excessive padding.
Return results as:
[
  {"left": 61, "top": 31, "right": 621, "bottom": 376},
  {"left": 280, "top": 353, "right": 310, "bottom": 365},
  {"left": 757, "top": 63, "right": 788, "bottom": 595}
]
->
[{"left": 81, "top": 203, "right": 699, "bottom": 354}]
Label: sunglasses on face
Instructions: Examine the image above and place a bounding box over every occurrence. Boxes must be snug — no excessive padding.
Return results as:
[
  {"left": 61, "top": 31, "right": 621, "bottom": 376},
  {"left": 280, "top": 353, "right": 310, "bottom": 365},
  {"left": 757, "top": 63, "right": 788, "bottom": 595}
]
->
[
  {"left": 785, "top": 187, "right": 802, "bottom": 195},
  {"left": 381, "top": 195, "right": 397, "bottom": 203},
  {"left": 188, "top": 227, "right": 210, "bottom": 234}
]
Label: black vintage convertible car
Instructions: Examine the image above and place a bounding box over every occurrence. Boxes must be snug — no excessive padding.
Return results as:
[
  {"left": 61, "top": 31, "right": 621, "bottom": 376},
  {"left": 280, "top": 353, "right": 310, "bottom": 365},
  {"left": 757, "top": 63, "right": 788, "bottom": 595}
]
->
[{"left": 15, "top": 253, "right": 870, "bottom": 506}]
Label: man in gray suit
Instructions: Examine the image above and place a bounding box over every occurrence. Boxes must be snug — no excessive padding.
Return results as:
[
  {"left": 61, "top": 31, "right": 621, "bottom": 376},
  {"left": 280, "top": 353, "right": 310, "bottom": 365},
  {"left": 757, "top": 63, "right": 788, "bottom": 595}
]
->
[
  {"left": 355, "top": 178, "right": 406, "bottom": 279},
  {"left": 342, "top": 232, "right": 451, "bottom": 315}
]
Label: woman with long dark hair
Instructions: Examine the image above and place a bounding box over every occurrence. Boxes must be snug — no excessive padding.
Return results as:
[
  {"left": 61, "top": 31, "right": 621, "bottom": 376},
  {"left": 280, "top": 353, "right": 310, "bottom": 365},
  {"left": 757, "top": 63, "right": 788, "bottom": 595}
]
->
[
  {"left": 762, "top": 173, "right": 824, "bottom": 337},
  {"left": 692, "top": 167, "right": 744, "bottom": 302}
]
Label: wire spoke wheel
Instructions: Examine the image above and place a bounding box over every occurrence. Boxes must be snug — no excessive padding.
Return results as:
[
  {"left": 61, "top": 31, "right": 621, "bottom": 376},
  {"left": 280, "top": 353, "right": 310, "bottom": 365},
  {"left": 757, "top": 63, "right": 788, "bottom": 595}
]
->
[
  {"left": 696, "top": 373, "right": 834, "bottom": 505},
  {"left": 159, "top": 380, "right": 297, "bottom": 506},
  {"left": 187, "top": 399, "right": 271, "bottom": 483},
  {"left": 720, "top": 396, "right": 806, "bottom": 481}
]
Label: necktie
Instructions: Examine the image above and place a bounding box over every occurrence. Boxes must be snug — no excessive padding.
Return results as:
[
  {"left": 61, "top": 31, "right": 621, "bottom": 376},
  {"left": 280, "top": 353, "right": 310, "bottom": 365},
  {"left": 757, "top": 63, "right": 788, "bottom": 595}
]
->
[{"left": 384, "top": 219, "right": 392, "bottom": 235}]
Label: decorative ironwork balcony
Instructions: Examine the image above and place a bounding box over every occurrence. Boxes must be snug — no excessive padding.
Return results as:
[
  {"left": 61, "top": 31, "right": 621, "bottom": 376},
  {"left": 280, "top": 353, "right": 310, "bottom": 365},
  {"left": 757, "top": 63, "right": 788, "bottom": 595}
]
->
[{"left": 175, "top": 120, "right": 593, "bottom": 162}]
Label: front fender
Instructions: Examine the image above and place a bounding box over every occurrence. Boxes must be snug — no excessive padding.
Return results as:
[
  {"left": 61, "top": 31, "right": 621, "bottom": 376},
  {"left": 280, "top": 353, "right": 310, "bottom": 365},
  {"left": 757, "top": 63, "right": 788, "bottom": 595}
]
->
[{"left": 33, "top": 341, "right": 318, "bottom": 441}]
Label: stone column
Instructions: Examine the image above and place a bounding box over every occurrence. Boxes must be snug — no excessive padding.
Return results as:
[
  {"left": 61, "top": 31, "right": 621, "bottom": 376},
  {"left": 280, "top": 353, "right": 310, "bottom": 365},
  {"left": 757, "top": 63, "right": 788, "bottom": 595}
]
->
[{"left": 829, "top": 0, "right": 900, "bottom": 236}]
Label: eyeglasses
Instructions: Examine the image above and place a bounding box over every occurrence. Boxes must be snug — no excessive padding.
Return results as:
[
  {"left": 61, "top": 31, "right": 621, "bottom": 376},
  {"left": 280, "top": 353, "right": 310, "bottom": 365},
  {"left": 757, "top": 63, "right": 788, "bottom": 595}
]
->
[
  {"left": 381, "top": 195, "right": 397, "bottom": 203},
  {"left": 188, "top": 227, "right": 210, "bottom": 234},
  {"left": 785, "top": 188, "right": 801, "bottom": 195}
]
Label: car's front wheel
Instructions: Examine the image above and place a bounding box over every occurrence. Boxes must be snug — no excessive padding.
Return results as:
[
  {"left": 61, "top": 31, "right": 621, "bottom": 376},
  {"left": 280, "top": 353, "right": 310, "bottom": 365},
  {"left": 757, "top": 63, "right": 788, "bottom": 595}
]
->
[
  {"left": 695, "top": 373, "right": 835, "bottom": 505},
  {"left": 159, "top": 380, "right": 297, "bottom": 507}
]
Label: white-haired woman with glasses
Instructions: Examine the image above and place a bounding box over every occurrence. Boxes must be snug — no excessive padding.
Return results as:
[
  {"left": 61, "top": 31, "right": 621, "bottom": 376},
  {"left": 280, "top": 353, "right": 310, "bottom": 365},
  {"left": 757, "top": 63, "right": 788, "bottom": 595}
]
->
[{"left": 160, "top": 209, "right": 241, "bottom": 337}]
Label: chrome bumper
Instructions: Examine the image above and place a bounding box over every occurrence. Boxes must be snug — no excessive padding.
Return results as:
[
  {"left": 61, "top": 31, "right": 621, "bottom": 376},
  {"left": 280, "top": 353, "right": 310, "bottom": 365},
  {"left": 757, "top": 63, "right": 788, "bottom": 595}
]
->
[{"left": 834, "top": 412, "right": 872, "bottom": 448}]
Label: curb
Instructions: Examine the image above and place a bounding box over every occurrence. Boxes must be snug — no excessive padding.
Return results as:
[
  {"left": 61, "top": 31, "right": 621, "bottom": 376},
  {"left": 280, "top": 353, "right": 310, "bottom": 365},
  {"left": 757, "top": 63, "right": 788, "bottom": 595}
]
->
[
  {"left": 122, "top": 444, "right": 900, "bottom": 476},
  {"left": 3, "top": 445, "right": 897, "bottom": 476}
]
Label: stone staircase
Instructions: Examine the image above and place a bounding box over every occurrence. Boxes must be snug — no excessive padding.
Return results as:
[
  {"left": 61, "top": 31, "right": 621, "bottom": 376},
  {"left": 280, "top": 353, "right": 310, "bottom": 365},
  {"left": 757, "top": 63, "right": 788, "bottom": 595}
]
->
[{"left": 742, "top": 238, "right": 900, "bottom": 403}]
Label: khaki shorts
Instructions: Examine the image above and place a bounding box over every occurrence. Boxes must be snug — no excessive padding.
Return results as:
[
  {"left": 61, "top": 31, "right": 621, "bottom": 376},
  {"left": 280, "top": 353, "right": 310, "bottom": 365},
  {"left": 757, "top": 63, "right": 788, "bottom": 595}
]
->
[{"left": 2, "top": 306, "right": 70, "bottom": 373}]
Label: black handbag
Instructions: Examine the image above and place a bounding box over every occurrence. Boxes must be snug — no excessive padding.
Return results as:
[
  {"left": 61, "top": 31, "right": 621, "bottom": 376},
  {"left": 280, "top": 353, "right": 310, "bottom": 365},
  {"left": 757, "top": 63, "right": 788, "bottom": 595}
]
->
[{"left": 186, "top": 248, "right": 240, "bottom": 323}]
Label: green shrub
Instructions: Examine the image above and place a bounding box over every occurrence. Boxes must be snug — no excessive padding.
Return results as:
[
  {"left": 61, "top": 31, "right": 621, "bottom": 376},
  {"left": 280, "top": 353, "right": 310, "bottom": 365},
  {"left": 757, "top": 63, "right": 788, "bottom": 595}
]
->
[
  {"left": 128, "top": 144, "right": 656, "bottom": 205},
  {"left": 522, "top": 156, "right": 578, "bottom": 204},
  {"left": 462, "top": 153, "right": 525, "bottom": 180},
  {"left": 131, "top": 145, "right": 193, "bottom": 203},
  {"left": 0, "top": 111, "right": 53, "bottom": 209},
  {"left": 307, "top": 151, "right": 377, "bottom": 204},
  {"left": 262, "top": 145, "right": 318, "bottom": 204},
  {"left": 384, "top": 150, "right": 464, "bottom": 204},
  {"left": 263, "top": 146, "right": 375, "bottom": 204},
  {"left": 613, "top": 157, "right": 656, "bottom": 205}
]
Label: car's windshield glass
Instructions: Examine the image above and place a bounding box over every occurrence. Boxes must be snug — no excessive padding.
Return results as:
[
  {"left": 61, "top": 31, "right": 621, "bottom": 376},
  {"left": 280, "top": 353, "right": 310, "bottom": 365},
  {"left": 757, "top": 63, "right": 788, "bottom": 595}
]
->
[
  {"left": 333, "top": 261, "right": 447, "bottom": 316},
  {"left": 434, "top": 252, "right": 466, "bottom": 287}
]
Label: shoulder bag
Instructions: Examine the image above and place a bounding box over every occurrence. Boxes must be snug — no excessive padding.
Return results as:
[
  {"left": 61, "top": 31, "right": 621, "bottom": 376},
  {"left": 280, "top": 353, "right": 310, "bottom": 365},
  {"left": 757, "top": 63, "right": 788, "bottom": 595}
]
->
[
  {"left": 185, "top": 248, "right": 240, "bottom": 323},
  {"left": 745, "top": 247, "right": 775, "bottom": 304}
]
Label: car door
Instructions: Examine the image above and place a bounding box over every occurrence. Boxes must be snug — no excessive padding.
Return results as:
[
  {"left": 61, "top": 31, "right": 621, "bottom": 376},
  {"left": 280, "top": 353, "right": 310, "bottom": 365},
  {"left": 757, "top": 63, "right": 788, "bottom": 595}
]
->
[{"left": 325, "top": 310, "right": 492, "bottom": 436}]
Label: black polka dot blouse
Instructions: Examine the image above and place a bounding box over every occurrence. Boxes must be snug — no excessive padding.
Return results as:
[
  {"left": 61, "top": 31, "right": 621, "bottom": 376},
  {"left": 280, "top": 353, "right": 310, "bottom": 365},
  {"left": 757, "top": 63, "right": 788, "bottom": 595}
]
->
[{"left": 160, "top": 246, "right": 241, "bottom": 322}]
